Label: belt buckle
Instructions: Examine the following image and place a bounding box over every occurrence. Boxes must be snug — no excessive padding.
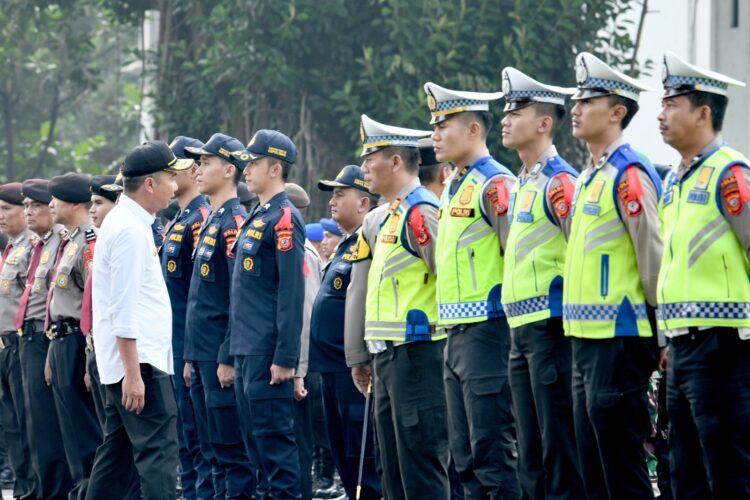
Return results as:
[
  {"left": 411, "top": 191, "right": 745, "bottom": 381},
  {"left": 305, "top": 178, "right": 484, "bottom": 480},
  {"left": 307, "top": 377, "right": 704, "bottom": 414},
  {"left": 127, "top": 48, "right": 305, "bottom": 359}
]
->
[
  {"left": 17, "top": 328, "right": 23, "bottom": 337},
  {"left": 46, "top": 327, "right": 56, "bottom": 341}
]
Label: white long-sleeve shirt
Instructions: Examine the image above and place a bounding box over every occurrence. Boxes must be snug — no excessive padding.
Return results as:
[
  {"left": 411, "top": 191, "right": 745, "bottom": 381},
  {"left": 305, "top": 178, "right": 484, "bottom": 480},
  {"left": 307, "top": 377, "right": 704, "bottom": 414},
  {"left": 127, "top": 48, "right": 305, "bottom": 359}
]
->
[{"left": 93, "top": 194, "right": 173, "bottom": 384}]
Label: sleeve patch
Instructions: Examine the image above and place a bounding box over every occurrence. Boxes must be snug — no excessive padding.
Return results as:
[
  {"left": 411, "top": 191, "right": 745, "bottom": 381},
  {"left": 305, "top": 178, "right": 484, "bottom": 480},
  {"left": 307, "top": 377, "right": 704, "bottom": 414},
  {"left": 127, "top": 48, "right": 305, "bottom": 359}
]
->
[
  {"left": 351, "top": 233, "right": 371, "bottom": 262},
  {"left": 617, "top": 166, "right": 644, "bottom": 217},
  {"left": 548, "top": 173, "right": 575, "bottom": 220},
  {"left": 274, "top": 206, "right": 295, "bottom": 252},
  {"left": 723, "top": 165, "right": 750, "bottom": 216},
  {"left": 408, "top": 206, "right": 431, "bottom": 247},
  {"left": 486, "top": 178, "right": 509, "bottom": 216},
  {"left": 223, "top": 228, "right": 239, "bottom": 257}
]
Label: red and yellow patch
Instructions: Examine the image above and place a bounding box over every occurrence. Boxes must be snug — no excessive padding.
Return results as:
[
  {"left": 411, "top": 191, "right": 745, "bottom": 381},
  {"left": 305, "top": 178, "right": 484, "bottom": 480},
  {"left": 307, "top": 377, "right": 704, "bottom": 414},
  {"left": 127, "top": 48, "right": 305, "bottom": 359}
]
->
[
  {"left": 722, "top": 166, "right": 750, "bottom": 216},
  {"left": 486, "top": 178, "right": 509, "bottom": 216},
  {"left": 274, "top": 206, "right": 295, "bottom": 252},
  {"left": 408, "top": 207, "right": 431, "bottom": 247},
  {"left": 617, "top": 166, "right": 644, "bottom": 217},
  {"left": 548, "top": 173, "right": 575, "bottom": 219},
  {"left": 224, "top": 228, "right": 239, "bottom": 257}
]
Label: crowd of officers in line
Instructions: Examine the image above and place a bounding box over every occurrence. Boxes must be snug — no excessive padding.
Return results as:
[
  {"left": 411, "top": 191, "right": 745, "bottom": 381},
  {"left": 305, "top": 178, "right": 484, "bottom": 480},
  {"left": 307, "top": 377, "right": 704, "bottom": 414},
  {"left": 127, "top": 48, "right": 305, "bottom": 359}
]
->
[{"left": 0, "top": 48, "right": 748, "bottom": 500}]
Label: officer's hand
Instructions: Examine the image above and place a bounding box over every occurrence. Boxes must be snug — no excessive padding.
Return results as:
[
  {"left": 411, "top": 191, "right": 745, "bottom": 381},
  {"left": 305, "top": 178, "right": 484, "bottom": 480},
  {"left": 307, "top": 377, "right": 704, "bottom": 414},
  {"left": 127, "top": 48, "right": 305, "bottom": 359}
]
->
[
  {"left": 84, "top": 372, "right": 92, "bottom": 392},
  {"left": 658, "top": 346, "right": 669, "bottom": 372},
  {"left": 183, "top": 362, "right": 192, "bottom": 388},
  {"left": 44, "top": 359, "right": 52, "bottom": 386},
  {"left": 351, "top": 363, "right": 372, "bottom": 396},
  {"left": 269, "top": 364, "right": 295, "bottom": 385},
  {"left": 293, "top": 377, "right": 308, "bottom": 401},
  {"left": 217, "top": 363, "right": 235, "bottom": 388},
  {"left": 122, "top": 372, "right": 146, "bottom": 414}
]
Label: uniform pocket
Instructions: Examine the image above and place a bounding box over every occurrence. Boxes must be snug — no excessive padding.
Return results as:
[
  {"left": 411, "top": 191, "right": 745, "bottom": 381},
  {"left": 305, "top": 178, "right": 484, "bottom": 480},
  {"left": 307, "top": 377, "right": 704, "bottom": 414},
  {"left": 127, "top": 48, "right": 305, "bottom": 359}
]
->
[
  {"left": 206, "top": 387, "right": 243, "bottom": 444},
  {"left": 399, "top": 401, "right": 448, "bottom": 454},
  {"left": 239, "top": 236, "right": 262, "bottom": 277},
  {"left": 470, "top": 376, "right": 507, "bottom": 431}
]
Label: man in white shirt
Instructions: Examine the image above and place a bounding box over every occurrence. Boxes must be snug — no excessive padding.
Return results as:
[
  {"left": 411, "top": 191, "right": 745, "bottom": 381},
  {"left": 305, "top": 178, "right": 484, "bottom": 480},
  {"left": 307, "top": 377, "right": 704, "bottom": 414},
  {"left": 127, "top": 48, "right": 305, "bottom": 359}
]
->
[{"left": 87, "top": 140, "right": 193, "bottom": 500}]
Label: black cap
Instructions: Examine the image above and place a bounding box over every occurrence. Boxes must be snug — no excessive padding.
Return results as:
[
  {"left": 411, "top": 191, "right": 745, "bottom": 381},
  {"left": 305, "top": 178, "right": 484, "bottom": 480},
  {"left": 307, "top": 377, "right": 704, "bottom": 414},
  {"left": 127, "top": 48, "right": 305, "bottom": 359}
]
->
[
  {"left": 169, "top": 136, "right": 205, "bottom": 160},
  {"left": 232, "top": 129, "right": 297, "bottom": 164},
  {"left": 90, "top": 175, "right": 120, "bottom": 203},
  {"left": 237, "top": 182, "right": 258, "bottom": 205},
  {"left": 21, "top": 179, "right": 52, "bottom": 204},
  {"left": 418, "top": 138, "right": 439, "bottom": 167},
  {"left": 184, "top": 133, "right": 247, "bottom": 169},
  {"left": 318, "top": 165, "right": 370, "bottom": 193},
  {"left": 122, "top": 140, "right": 194, "bottom": 178},
  {"left": 0, "top": 183, "right": 25, "bottom": 205},
  {"left": 49, "top": 173, "right": 93, "bottom": 203}
]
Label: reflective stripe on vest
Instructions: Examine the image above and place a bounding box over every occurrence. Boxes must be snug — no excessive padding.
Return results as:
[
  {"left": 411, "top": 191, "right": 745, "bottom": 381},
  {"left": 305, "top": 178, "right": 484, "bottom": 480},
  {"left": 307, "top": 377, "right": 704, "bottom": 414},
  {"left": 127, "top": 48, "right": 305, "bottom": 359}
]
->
[
  {"left": 502, "top": 156, "right": 577, "bottom": 328},
  {"left": 364, "top": 187, "right": 444, "bottom": 342},
  {"left": 657, "top": 145, "right": 750, "bottom": 329},
  {"left": 563, "top": 144, "right": 659, "bottom": 339},
  {"left": 435, "top": 157, "right": 509, "bottom": 325}
]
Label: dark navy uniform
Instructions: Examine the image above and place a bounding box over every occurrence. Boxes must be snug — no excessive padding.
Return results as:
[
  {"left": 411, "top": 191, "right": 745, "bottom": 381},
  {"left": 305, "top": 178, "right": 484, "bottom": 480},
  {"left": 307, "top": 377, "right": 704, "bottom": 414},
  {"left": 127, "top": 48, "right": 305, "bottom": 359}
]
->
[
  {"left": 309, "top": 229, "right": 381, "bottom": 500},
  {"left": 152, "top": 218, "right": 166, "bottom": 249},
  {"left": 161, "top": 194, "right": 213, "bottom": 500},
  {"left": 231, "top": 191, "right": 305, "bottom": 499},
  {"left": 184, "top": 198, "right": 254, "bottom": 498}
]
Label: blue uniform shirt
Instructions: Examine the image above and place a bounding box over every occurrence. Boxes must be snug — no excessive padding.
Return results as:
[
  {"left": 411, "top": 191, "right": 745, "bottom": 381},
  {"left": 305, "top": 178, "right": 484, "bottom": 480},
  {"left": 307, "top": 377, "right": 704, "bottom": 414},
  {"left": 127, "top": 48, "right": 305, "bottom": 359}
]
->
[
  {"left": 308, "top": 230, "right": 359, "bottom": 373},
  {"left": 230, "top": 191, "right": 305, "bottom": 368},
  {"left": 161, "top": 195, "right": 210, "bottom": 359},
  {"left": 184, "top": 197, "right": 246, "bottom": 364},
  {"left": 152, "top": 218, "right": 166, "bottom": 248}
]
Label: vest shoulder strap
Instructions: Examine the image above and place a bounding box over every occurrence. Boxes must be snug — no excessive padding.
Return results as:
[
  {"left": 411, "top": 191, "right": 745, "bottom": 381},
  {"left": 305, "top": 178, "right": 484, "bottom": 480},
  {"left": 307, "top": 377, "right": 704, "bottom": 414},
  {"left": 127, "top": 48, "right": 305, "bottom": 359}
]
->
[
  {"left": 474, "top": 157, "right": 513, "bottom": 182},
  {"left": 542, "top": 155, "right": 579, "bottom": 179},
  {"left": 610, "top": 143, "right": 663, "bottom": 199}
]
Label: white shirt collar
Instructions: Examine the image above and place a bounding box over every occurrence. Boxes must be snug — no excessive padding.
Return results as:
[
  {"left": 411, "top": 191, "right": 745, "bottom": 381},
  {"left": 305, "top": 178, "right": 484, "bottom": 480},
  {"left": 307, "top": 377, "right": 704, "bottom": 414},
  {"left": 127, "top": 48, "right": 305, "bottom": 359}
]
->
[{"left": 119, "top": 194, "right": 155, "bottom": 227}]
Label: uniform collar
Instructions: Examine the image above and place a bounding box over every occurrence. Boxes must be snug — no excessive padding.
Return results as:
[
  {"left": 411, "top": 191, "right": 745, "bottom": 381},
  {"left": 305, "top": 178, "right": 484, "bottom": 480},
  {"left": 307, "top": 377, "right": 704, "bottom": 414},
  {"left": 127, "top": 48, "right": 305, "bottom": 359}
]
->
[
  {"left": 520, "top": 144, "right": 558, "bottom": 178},
  {"left": 213, "top": 197, "right": 240, "bottom": 218},
  {"left": 184, "top": 194, "right": 209, "bottom": 216},
  {"left": 68, "top": 219, "right": 95, "bottom": 240},
  {"left": 587, "top": 135, "right": 626, "bottom": 171},
  {"left": 11, "top": 229, "right": 33, "bottom": 246},
  {"left": 392, "top": 178, "right": 421, "bottom": 207},
  {"left": 254, "top": 192, "right": 288, "bottom": 216},
  {"left": 680, "top": 135, "right": 724, "bottom": 173},
  {"left": 119, "top": 194, "right": 154, "bottom": 227}
]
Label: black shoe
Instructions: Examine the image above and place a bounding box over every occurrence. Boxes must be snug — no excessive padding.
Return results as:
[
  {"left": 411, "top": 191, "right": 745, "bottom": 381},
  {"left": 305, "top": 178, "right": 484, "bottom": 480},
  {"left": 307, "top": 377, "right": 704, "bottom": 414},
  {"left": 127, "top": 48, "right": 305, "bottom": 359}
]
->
[{"left": 313, "top": 482, "right": 345, "bottom": 500}]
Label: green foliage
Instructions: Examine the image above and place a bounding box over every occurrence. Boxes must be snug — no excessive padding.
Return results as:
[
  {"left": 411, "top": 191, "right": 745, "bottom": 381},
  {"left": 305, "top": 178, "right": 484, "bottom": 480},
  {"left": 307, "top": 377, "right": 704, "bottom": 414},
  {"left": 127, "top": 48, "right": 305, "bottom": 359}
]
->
[{"left": 154, "top": 0, "right": 643, "bottom": 217}]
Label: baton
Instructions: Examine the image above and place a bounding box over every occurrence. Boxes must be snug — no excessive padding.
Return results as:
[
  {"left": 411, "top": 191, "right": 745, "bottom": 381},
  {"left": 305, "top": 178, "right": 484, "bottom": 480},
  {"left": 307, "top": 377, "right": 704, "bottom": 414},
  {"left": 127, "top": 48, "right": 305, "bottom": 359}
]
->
[{"left": 356, "top": 379, "right": 373, "bottom": 500}]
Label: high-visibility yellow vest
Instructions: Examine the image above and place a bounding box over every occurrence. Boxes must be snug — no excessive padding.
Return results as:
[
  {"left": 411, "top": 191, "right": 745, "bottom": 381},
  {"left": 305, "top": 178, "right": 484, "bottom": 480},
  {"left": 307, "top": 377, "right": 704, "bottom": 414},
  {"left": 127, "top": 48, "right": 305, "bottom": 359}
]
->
[
  {"left": 365, "top": 186, "right": 445, "bottom": 342},
  {"left": 657, "top": 145, "right": 750, "bottom": 330},
  {"left": 563, "top": 144, "right": 661, "bottom": 339},
  {"left": 502, "top": 156, "right": 578, "bottom": 328},
  {"left": 436, "top": 156, "right": 512, "bottom": 325}
]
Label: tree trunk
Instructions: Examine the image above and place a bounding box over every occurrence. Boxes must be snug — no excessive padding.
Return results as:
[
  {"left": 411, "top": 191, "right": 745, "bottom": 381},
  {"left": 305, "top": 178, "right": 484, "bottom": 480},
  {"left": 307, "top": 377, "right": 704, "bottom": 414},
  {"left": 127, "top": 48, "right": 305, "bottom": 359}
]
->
[
  {"left": 32, "top": 85, "right": 60, "bottom": 178},
  {"left": 1, "top": 89, "right": 15, "bottom": 181}
]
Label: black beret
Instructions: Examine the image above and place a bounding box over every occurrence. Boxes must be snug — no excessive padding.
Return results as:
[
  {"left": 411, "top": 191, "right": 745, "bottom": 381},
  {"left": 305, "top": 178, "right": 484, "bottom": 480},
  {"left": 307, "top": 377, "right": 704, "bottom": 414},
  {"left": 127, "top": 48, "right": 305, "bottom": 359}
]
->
[
  {"left": 0, "top": 183, "right": 24, "bottom": 205},
  {"left": 49, "top": 173, "right": 93, "bottom": 203},
  {"left": 90, "top": 175, "right": 120, "bottom": 203},
  {"left": 21, "top": 179, "right": 52, "bottom": 204},
  {"left": 418, "top": 138, "right": 439, "bottom": 167},
  {"left": 237, "top": 182, "right": 257, "bottom": 205}
]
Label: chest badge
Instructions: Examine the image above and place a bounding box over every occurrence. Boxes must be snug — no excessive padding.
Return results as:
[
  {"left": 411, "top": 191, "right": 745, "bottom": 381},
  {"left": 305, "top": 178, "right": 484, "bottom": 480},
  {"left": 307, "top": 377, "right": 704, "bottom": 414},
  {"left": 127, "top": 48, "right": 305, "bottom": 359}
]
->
[
  {"left": 252, "top": 218, "right": 266, "bottom": 229},
  {"left": 167, "top": 260, "right": 177, "bottom": 273},
  {"left": 333, "top": 276, "right": 343, "bottom": 290},
  {"left": 587, "top": 180, "right": 605, "bottom": 204},
  {"left": 200, "top": 263, "right": 210, "bottom": 277},
  {"left": 208, "top": 226, "right": 218, "bottom": 236},
  {"left": 387, "top": 213, "right": 400, "bottom": 234},
  {"left": 243, "top": 257, "right": 254, "bottom": 271},
  {"left": 694, "top": 166, "right": 715, "bottom": 190},
  {"left": 459, "top": 185, "right": 474, "bottom": 205}
]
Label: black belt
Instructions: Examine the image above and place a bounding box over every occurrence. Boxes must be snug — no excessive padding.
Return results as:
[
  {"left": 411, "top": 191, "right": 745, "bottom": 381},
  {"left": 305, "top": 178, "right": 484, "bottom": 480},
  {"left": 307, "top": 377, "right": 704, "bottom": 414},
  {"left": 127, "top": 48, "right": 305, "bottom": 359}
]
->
[
  {"left": 47, "top": 320, "right": 82, "bottom": 340},
  {"left": 0, "top": 333, "right": 19, "bottom": 350},
  {"left": 17, "top": 320, "right": 45, "bottom": 338}
]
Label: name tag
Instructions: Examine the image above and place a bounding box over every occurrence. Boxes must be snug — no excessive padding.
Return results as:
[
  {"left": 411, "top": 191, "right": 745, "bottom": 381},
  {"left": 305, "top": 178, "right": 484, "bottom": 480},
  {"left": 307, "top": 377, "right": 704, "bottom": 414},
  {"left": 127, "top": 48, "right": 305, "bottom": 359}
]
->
[
  {"left": 516, "top": 212, "right": 534, "bottom": 223},
  {"left": 203, "top": 236, "right": 217, "bottom": 246},
  {"left": 662, "top": 189, "right": 674, "bottom": 206},
  {"left": 169, "top": 233, "right": 183, "bottom": 243},
  {"left": 450, "top": 207, "right": 474, "bottom": 218},
  {"left": 381, "top": 234, "right": 397, "bottom": 244},
  {"left": 687, "top": 190, "right": 709, "bottom": 204},
  {"left": 583, "top": 203, "right": 601, "bottom": 216},
  {"left": 245, "top": 229, "right": 263, "bottom": 240}
]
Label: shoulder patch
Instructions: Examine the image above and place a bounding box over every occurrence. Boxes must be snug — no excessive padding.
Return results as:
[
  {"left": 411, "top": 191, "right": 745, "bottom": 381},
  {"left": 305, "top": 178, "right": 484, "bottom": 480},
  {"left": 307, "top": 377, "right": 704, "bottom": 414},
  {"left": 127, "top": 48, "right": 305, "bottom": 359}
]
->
[
  {"left": 275, "top": 206, "right": 294, "bottom": 252},
  {"left": 722, "top": 165, "right": 750, "bottom": 216},
  {"left": 350, "top": 232, "right": 371, "bottom": 262},
  {"left": 486, "top": 177, "right": 509, "bottom": 216},
  {"left": 617, "top": 166, "right": 644, "bottom": 217},
  {"left": 84, "top": 229, "right": 97, "bottom": 242},
  {"left": 548, "top": 173, "right": 575, "bottom": 219},
  {"left": 408, "top": 206, "right": 431, "bottom": 247}
]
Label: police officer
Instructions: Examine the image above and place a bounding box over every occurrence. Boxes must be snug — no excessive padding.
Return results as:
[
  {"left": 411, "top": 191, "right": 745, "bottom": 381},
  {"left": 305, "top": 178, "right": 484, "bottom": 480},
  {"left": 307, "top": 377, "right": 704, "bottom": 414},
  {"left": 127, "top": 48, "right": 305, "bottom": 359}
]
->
[
  {"left": 229, "top": 129, "right": 305, "bottom": 499},
  {"left": 47, "top": 172, "right": 103, "bottom": 498},
  {"left": 0, "top": 182, "right": 37, "bottom": 498},
  {"left": 84, "top": 174, "right": 121, "bottom": 428},
  {"left": 310, "top": 165, "right": 381, "bottom": 499},
  {"left": 564, "top": 52, "right": 662, "bottom": 499},
  {"left": 656, "top": 52, "right": 750, "bottom": 498},
  {"left": 423, "top": 80, "right": 519, "bottom": 499},
  {"left": 16, "top": 179, "right": 74, "bottom": 498},
  {"left": 183, "top": 133, "right": 255, "bottom": 498},
  {"left": 499, "top": 67, "right": 584, "bottom": 499},
  {"left": 348, "top": 114, "right": 450, "bottom": 499},
  {"left": 161, "top": 136, "right": 213, "bottom": 500}
]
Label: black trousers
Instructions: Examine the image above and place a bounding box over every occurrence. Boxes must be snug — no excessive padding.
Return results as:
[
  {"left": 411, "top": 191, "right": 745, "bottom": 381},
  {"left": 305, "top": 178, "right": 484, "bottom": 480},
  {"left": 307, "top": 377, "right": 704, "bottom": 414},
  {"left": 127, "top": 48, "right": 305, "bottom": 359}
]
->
[
  {"left": 18, "top": 325, "right": 73, "bottom": 499},
  {"left": 190, "top": 360, "right": 255, "bottom": 499},
  {"left": 321, "top": 370, "right": 381, "bottom": 500},
  {"left": 172, "top": 356, "right": 213, "bottom": 500},
  {"left": 85, "top": 343, "right": 107, "bottom": 429},
  {"left": 667, "top": 328, "right": 750, "bottom": 499},
  {"left": 48, "top": 333, "right": 102, "bottom": 499},
  {"left": 293, "top": 375, "right": 313, "bottom": 500},
  {"left": 0, "top": 332, "right": 36, "bottom": 498},
  {"left": 571, "top": 336, "right": 656, "bottom": 500},
  {"left": 236, "top": 354, "right": 302, "bottom": 499},
  {"left": 86, "top": 364, "right": 179, "bottom": 500},
  {"left": 373, "top": 339, "right": 450, "bottom": 500},
  {"left": 508, "top": 318, "right": 583, "bottom": 499},
  {"left": 444, "top": 319, "right": 518, "bottom": 499}
]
